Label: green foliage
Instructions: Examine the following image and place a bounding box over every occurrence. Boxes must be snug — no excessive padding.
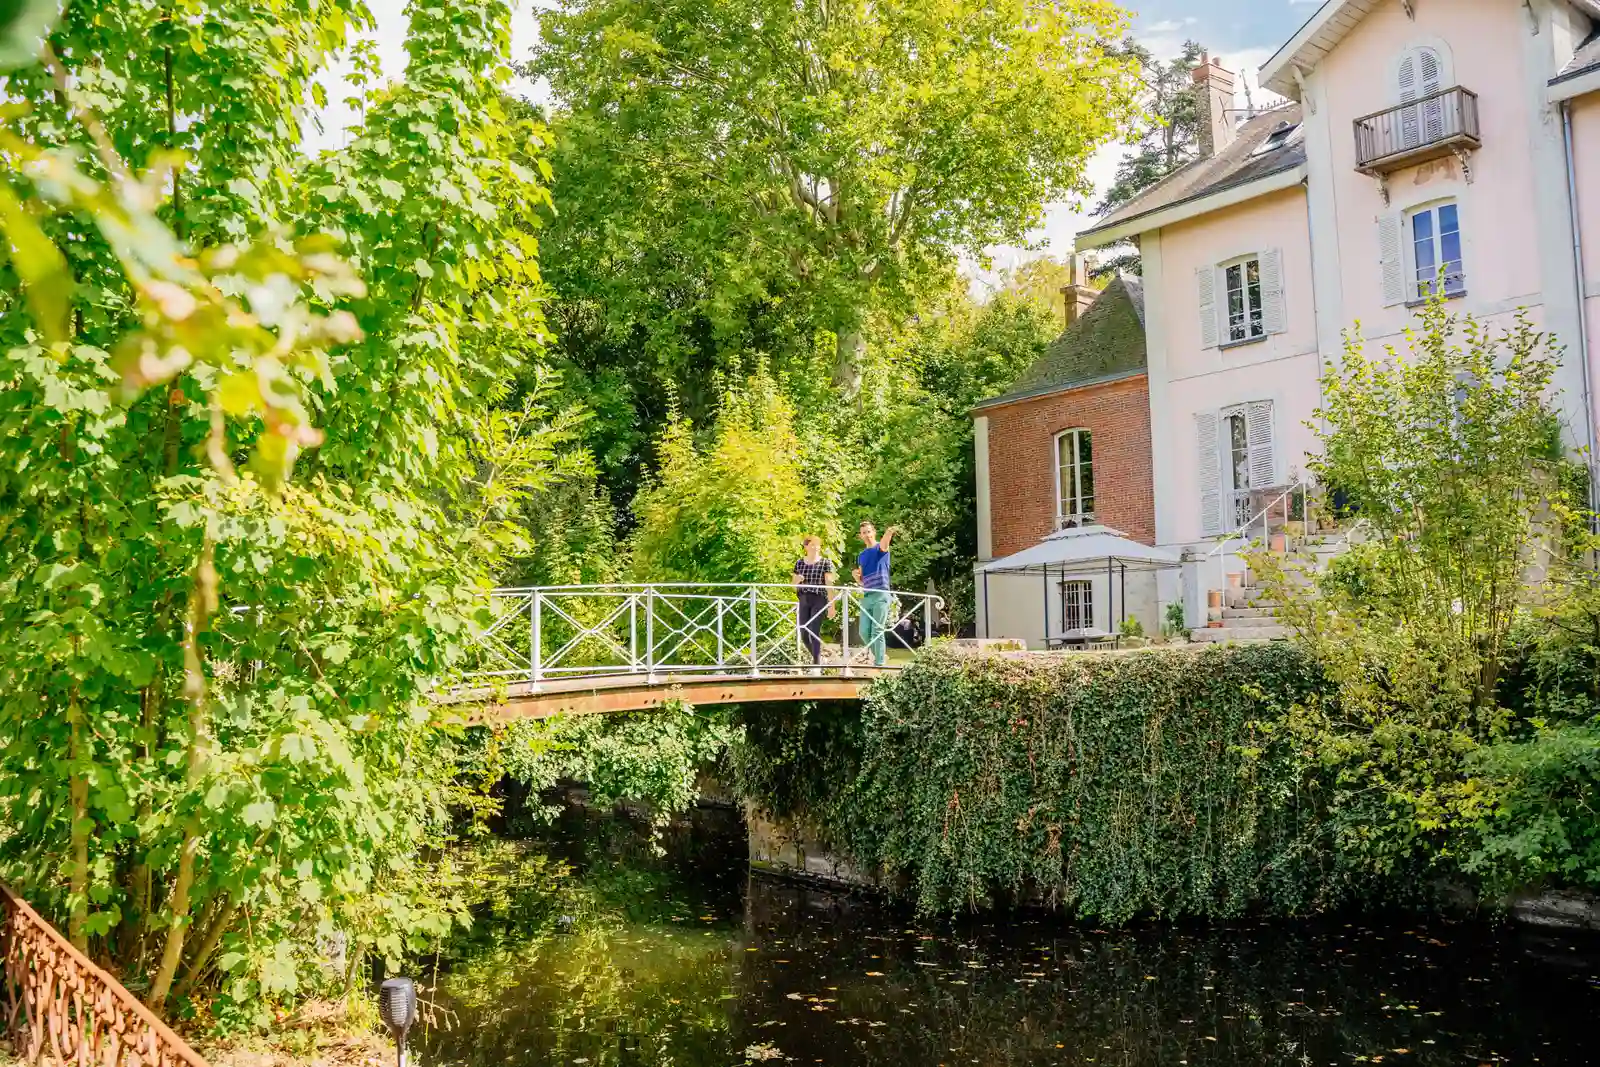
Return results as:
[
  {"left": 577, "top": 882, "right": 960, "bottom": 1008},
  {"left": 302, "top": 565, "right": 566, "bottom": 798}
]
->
[
  {"left": 0, "top": 0, "right": 579, "bottom": 1024},
  {"left": 1253, "top": 299, "right": 1575, "bottom": 885},
  {"left": 631, "top": 375, "right": 829, "bottom": 584},
  {"left": 533, "top": 0, "right": 1139, "bottom": 392},
  {"left": 1162, "top": 601, "right": 1188, "bottom": 641},
  {"left": 491, "top": 706, "right": 740, "bottom": 828},
  {"left": 844, "top": 289, "right": 1055, "bottom": 608},
  {"left": 764, "top": 645, "right": 1345, "bottom": 920},
  {"left": 1466, "top": 721, "right": 1600, "bottom": 894},
  {"left": 1119, "top": 615, "right": 1144, "bottom": 638},
  {"left": 1094, "top": 38, "right": 1204, "bottom": 222}
]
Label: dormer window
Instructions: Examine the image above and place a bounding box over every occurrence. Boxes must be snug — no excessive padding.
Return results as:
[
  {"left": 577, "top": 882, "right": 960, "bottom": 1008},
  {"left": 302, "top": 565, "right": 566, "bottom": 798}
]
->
[{"left": 1250, "top": 121, "right": 1303, "bottom": 158}]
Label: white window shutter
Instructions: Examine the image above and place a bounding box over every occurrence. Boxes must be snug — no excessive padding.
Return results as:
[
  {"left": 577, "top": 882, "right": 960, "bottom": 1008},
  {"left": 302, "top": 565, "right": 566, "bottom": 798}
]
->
[
  {"left": 1397, "top": 52, "right": 1418, "bottom": 102},
  {"left": 1196, "top": 410, "right": 1223, "bottom": 536},
  {"left": 1378, "top": 213, "right": 1407, "bottom": 307},
  {"left": 1247, "top": 400, "right": 1276, "bottom": 488},
  {"left": 1197, "top": 266, "right": 1218, "bottom": 349},
  {"left": 1259, "top": 248, "right": 1287, "bottom": 334},
  {"left": 1397, "top": 52, "right": 1420, "bottom": 148},
  {"left": 1418, "top": 48, "right": 1443, "bottom": 94},
  {"left": 1419, "top": 49, "right": 1445, "bottom": 140}
]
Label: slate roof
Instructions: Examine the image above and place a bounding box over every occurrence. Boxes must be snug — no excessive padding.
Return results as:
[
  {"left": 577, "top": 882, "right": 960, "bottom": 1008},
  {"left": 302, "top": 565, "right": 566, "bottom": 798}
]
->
[
  {"left": 972, "top": 274, "right": 1146, "bottom": 412},
  {"left": 1077, "top": 104, "right": 1306, "bottom": 244},
  {"left": 1555, "top": 26, "right": 1600, "bottom": 84}
]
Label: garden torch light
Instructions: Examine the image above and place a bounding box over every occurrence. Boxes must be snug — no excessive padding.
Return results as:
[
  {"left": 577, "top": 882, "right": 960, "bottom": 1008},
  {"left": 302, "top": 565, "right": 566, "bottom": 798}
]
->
[{"left": 379, "top": 976, "right": 419, "bottom": 1067}]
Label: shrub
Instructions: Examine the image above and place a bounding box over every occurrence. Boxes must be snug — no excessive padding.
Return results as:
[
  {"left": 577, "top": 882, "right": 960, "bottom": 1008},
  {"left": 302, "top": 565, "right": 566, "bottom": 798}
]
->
[{"left": 824, "top": 644, "right": 1344, "bottom": 920}]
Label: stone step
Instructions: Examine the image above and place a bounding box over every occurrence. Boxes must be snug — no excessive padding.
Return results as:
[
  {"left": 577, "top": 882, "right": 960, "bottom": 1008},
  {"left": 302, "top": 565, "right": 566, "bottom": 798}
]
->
[
  {"left": 1221, "top": 607, "right": 1278, "bottom": 622},
  {"left": 1226, "top": 590, "right": 1283, "bottom": 610},
  {"left": 1190, "top": 625, "right": 1292, "bottom": 644}
]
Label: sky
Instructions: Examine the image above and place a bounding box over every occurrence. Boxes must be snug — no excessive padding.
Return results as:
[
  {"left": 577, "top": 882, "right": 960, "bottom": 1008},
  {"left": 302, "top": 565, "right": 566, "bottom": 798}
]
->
[{"left": 306, "top": 0, "right": 1325, "bottom": 285}]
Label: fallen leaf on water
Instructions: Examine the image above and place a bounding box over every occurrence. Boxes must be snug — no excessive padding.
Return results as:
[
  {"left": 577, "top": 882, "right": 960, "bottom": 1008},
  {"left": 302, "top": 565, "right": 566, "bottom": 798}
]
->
[{"left": 866, "top": 971, "right": 885, "bottom": 977}]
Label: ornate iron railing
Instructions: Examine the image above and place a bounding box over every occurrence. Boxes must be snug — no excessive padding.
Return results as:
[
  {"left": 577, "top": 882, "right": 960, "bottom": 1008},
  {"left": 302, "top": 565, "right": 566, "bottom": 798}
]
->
[
  {"left": 462, "top": 583, "right": 944, "bottom": 688},
  {"left": 1, "top": 886, "right": 209, "bottom": 1067},
  {"left": 1354, "top": 86, "right": 1480, "bottom": 172}
]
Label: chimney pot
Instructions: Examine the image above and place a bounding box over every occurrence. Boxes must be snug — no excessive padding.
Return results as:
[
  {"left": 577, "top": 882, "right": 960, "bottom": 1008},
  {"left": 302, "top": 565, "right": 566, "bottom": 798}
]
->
[{"left": 1060, "top": 254, "right": 1098, "bottom": 328}]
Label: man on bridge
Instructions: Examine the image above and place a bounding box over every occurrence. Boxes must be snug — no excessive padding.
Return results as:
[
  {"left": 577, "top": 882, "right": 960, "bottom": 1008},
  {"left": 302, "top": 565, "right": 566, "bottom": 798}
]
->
[{"left": 853, "top": 521, "right": 900, "bottom": 667}]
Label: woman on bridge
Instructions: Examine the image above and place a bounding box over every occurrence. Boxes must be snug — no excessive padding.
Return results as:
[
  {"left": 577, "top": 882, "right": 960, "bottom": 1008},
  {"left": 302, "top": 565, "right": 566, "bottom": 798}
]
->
[{"left": 792, "top": 536, "right": 837, "bottom": 669}]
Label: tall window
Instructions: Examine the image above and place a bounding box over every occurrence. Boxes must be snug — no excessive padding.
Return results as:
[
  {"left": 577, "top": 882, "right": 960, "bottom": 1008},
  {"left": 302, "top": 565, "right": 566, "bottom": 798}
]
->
[
  {"left": 1396, "top": 45, "right": 1446, "bottom": 150},
  {"left": 1223, "top": 257, "right": 1265, "bottom": 344},
  {"left": 1055, "top": 429, "right": 1095, "bottom": 528},
  {"left": 1223, "top": 403, "right": 1273, "bottom": 529},
  {"left": 1409, "top": 201, "right": 1465, "bottom": 300},
  {"left": 1060, "top": 581, "right": 1094, "bottom": 632}
]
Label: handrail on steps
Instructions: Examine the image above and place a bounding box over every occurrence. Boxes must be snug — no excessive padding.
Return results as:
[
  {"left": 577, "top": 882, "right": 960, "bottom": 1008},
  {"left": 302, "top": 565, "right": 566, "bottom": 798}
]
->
[
  {"left": 1205, "top": 479, "right": 1307, "bottom": 604},
  {"left": 0, "top": 884, "right": 209, "bottom": 1067}
]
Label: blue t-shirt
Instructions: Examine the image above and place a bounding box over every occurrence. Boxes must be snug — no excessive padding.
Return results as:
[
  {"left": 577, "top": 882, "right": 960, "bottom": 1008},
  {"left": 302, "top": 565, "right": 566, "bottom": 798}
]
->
[{"left": 857, "top": 545, "right": 891, "bottom": 590}]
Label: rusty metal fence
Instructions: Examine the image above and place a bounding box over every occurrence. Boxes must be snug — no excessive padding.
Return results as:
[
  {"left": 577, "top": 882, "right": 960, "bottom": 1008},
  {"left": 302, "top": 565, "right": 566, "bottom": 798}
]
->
[{"left": 0, "top": 886, "right": 209, "bottom": 1067}]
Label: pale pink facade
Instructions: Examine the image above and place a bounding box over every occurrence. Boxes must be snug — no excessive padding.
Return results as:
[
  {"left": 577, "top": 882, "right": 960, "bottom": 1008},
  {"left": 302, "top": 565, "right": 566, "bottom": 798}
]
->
[
  {"left": 1151, "top": 189, "right": 1322, "bottom": 545},
  {"left": 1076, "top": 0, "right": 1600, "bottom": 623}
]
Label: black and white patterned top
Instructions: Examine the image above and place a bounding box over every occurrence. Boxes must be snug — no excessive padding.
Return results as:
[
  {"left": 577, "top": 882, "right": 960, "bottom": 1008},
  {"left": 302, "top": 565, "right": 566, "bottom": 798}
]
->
[{"left": 793, "top": 557, "right": 836, "bottom": 593}]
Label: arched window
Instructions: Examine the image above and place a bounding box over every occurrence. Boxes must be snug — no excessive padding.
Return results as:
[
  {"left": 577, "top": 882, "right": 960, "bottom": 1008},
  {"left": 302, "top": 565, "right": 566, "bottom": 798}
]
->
[
  {"left": 1396, "top": 44, "right": 1449, "bottom": 148},
  {"left": 1054, "top": 429, "right": 1095, "bottom": 529}
]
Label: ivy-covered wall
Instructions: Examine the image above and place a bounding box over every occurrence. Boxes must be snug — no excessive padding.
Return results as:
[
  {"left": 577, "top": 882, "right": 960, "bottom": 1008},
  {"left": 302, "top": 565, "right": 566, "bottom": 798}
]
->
[{"left": 739, "top": 645, "right": 1350, "bottom": 922}]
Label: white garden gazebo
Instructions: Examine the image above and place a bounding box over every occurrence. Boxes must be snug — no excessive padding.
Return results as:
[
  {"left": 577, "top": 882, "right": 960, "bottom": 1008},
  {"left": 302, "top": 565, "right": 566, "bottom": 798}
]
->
[{"left": 977, "top": 525, "right": 1181, "bottom": 648}]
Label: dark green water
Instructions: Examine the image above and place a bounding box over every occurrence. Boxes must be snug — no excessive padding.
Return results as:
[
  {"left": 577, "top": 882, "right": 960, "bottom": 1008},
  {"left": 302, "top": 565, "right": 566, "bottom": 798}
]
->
[{"left": 415, "top": 806, "right": 1599, "bottom": 1067}]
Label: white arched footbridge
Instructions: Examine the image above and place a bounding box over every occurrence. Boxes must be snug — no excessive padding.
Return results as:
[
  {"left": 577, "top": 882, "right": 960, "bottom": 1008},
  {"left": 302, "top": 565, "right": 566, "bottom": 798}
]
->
[{"left": 457, "top": 583, "right": 943, "bottom": 720}]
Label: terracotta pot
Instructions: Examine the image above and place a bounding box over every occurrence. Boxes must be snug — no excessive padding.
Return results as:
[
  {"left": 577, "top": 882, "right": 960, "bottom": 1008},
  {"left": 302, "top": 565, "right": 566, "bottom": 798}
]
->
[{"left": 1269, "top": 533, "right": 1288, "bottom": 553}]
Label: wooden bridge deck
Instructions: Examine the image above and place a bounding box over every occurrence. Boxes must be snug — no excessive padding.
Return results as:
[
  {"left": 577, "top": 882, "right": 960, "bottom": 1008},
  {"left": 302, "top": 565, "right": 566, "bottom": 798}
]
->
[{"left": 455, "top": 669, "right": 898, "bottom": 721}]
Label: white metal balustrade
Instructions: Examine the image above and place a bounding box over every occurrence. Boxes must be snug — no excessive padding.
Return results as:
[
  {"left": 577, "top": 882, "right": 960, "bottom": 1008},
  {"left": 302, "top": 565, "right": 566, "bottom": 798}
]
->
[{"left": 462, "top": 583, "right": 944, "bottom": 689}]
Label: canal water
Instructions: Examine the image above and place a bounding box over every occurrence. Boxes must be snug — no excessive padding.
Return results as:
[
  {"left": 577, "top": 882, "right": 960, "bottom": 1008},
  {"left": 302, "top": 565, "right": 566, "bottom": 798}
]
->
[{"left": 415, "top": 804, "right": 1599, "bottom": 1067}]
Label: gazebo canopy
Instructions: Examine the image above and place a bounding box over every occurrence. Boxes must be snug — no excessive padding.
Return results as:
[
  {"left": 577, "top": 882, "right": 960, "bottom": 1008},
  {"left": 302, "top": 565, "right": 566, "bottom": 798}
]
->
[{"left": 982, "top": 524, "right": 1181, "bottom": 576}]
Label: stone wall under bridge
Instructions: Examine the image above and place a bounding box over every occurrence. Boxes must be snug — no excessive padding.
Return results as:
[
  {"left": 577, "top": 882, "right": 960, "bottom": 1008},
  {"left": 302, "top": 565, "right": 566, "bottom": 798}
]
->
[{"left": 745, "top": 804, "right": 883, "bottom": 891}]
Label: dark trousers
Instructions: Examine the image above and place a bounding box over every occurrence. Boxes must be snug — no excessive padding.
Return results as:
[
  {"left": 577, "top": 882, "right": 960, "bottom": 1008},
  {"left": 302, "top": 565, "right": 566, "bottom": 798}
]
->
[{"left": 797, "top": 591, "right": 829, "bottom": 664}]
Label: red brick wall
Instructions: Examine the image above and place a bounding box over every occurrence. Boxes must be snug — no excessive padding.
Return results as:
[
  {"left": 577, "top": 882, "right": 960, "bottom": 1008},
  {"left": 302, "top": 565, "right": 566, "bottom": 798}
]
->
[{"left": 984, "top": 374, "right": 1155, "bottom": 558}]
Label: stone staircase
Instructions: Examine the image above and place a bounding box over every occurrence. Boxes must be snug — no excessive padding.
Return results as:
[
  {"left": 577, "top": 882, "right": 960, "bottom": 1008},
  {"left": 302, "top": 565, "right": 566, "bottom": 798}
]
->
[
  {"left": 1192, "top": 584, "right": 1289, "bottom": 643},
  {"left": 1190, "top": 532, "right": 1352, "bottom": 644}
]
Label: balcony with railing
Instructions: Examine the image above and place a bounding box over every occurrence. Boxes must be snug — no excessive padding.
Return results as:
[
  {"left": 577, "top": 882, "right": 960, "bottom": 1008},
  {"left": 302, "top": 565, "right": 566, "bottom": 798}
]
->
[{"left": 1353, "top": 86, "right": 1481, "bottom": 175}]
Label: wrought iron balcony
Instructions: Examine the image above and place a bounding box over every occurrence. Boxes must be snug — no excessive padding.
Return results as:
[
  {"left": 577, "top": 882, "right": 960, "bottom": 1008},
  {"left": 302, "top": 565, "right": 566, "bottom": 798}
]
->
[{"left": 1354, "top": 86, "right": 1481, "bottom": 175}]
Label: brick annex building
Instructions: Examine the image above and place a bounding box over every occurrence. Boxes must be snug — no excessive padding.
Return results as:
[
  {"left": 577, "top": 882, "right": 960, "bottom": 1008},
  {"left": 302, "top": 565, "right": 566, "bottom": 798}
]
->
[{"left": 970, "top": 260, "right": 1162, "bottom": 641}]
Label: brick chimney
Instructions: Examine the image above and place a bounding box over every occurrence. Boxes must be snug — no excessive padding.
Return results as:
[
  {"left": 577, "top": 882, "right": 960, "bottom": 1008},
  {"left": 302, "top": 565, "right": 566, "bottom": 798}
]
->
[
  {"left": 1192, "top": 53, "right": 1237, "bottom": 159},
  {"left": 1061, "top": 254, "right": 1098, "bottom": 328}
]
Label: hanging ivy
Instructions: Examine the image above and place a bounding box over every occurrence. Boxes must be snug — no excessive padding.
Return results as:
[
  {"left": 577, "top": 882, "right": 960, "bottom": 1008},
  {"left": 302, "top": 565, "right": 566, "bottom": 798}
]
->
[{"left": 771, "top": 645, "right": 1357, "bottom": 921}]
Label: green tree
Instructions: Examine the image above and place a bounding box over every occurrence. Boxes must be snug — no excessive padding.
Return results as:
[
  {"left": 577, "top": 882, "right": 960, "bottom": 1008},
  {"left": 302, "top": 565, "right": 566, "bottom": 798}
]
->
[
  {"left": 630, "top": 375, "right": 827, "bottom": 584},
  {"left": 847, "top": 289, "right": 1054, "bottom": 620},
  {"left": 1092, "top": 38, "right": 1205, "bottom": 277},
  {"left": 1254, "top": 301, "right": 1569, "bottom": 879},
  {"left": 532, "top": 0, "right": 1140, "bottom": 396},
  {"left": 1094, "top": 38, "right": 1204, "bottom": 219},
  {"left": 0, "top": 0, "right": 576, "bottom": 1020}
]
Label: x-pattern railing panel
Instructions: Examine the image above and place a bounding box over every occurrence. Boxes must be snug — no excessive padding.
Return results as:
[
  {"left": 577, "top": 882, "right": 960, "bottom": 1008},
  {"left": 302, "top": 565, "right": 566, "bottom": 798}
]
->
[{"left": 461, "top": 583, "right": 943, "bottom": 688}]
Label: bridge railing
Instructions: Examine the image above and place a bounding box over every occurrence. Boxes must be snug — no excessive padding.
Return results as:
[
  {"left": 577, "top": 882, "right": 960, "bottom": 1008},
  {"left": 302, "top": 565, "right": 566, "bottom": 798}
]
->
[
  {"left": 1, "top": 885, "right": 209, "bottom": 1067},
  {"left": 462, "top": 583, "right": 943, "bottom": 688}
]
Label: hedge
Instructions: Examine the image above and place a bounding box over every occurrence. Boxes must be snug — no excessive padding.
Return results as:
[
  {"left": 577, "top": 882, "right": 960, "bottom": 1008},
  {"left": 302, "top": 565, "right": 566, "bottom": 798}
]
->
[{"left": 823, "top": 643, "right": 1350, "bottom": 921}]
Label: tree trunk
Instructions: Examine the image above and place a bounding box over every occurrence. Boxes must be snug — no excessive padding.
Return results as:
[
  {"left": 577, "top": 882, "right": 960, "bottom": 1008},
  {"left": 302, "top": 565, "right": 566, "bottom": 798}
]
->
[
  {"left": 833, "top": 330, "right": 865, "bottom": 398},
  {"left": 67, "top": 691, "right": 88, "bottom": 951}
]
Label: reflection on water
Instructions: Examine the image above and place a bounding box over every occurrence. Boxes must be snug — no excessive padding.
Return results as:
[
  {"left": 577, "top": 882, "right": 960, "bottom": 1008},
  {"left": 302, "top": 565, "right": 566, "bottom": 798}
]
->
[{"left": 417, "top": 806, "right": 1600, "bottom": 1067}]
